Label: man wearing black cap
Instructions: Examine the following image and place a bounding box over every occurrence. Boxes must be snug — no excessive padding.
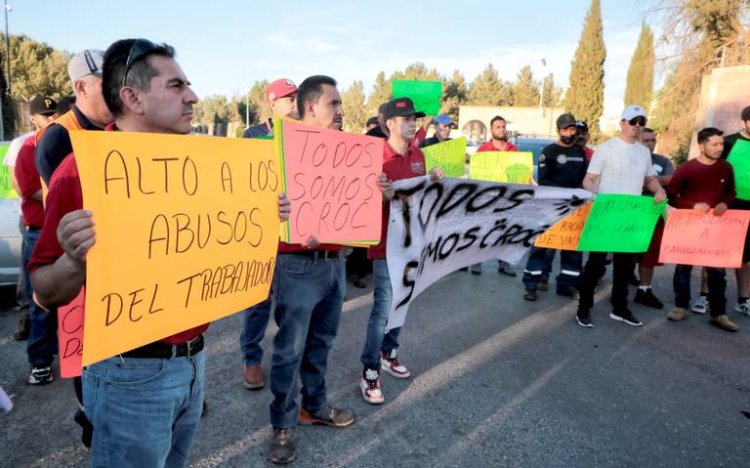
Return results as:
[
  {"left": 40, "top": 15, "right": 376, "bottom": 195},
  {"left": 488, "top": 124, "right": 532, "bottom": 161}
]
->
[
  {"left": 15, "top": 97, "right": 59, "bottom": 385},
  {"left": 522, "top": 113, "right": 587, "bottom": 301},
  {"left": 722, "top": 105, "right": 750, "bottom": 316},
  {"left": 575, "top": 120, "right": 594, "bottom": 162},
  {"left": 359, "top": 97, "right": 444, "bottom": 405}
]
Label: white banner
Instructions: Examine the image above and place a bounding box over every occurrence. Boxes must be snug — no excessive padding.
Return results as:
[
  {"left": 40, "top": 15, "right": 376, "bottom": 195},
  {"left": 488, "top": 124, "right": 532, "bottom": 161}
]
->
[{"left": 386, "top": 177, "right": 592, "bottom": 330}]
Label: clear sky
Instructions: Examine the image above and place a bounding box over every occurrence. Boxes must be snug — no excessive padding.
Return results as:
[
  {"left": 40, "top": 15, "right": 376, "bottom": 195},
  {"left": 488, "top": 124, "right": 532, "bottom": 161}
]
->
[{"left": 5, "top": 0, "right": 661, "bottom": 118}]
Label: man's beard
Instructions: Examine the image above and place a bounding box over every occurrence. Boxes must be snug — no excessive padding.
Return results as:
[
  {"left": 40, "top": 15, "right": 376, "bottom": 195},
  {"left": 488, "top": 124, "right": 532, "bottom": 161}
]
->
[{"left": 493, "top": 134, "right": 507, "bottom": 142}]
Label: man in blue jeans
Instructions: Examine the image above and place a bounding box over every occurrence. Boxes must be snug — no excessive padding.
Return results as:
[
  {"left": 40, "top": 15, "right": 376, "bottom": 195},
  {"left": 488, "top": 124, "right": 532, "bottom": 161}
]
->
[{"left": 359, "top": 97, "right": 444, "bottom": 405}]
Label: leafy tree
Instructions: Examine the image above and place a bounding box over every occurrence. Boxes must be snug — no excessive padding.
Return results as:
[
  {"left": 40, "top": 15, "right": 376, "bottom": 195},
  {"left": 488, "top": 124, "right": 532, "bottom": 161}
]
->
[
  {"left": 366, "top": 71, "right": 390, "bottom": 118},
  {"left": 341, "top": 80, "right": 367, "bottom": 133},
  {"left": 441, "top": 69, "right": 468, "bottom": 121},
  {"left": 512, "top": 65, "right": 540, "bottom": 106},
  {"left": 193, "top": 94, "right": 235, "bottom": 127},
  {"left": 237, "top": 80, "right": 269, "bottom": 126},
  {"left": 3, "top": 34, "right": 70, "bottom": 100},
  {"left": 467, "top": 64, "right": 513, "bottom": 106},
  {"left": 624, "top": 22, "right": 655, "bottom": 109},
  {"left": 564, "top": 0, "right": 606, "bottom": 138},
  {"left": 541, "top": 73, "right": 563, "bottom": 107}
]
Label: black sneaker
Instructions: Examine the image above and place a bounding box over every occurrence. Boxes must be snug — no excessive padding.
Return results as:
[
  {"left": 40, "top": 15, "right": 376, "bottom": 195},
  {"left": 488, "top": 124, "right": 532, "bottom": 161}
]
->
[
  {"left": 269, "top": 427, "right": 296, "bottom": 465},
  {"left": 28, "top": 367, "right": 53, "bottom": 385},
  {"left": 609, "top": 309, "right": 642, "bottom": 327},
  {"left": 576, "top": 309, "right": 594, "bottom": 328},
  {"left": 523, "top": 289, "right": 537, "bottom": 301},
  {"left": 633, "top": 289, "right": 664, "bottom": 309}
]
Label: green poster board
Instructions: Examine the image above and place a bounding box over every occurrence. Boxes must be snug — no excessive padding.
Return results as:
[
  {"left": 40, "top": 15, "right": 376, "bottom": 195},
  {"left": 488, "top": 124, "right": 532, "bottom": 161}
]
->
[
  {"left": 391, "top": 80, "right": 442, "bottom": 116},
  {"left": 0, "top": 143, "right": 19, "bottom": 199},
  {"left": 423, "top": 137, "right": 466, "bottom": 177},
  {"left": 727, "top": 138, "right": 750, "bottom": 200}
]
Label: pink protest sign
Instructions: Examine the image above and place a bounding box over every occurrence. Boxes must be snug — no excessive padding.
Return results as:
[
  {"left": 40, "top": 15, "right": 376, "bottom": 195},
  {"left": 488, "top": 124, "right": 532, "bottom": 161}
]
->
[
  {"left": 277, "top": 119, "right": 383, "bottom": 244},
  {"left": 659, "top": 209, "right": 750, "bottom": 268},
  {"left": 58, "top": 288, "right": 85, "bottom": 378}
]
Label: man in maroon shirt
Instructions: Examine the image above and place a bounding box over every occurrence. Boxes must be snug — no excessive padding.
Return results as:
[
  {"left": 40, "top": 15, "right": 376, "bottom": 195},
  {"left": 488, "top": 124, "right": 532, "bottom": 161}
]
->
[
  {"left": 665, "top": 127, "right": 738, "bottom": 332},
  {"left": 30, "top": 39, "right": 290, "bottom": 466},
  {"left": 359, "top": 97, "right": 444, "bottom": 405}
]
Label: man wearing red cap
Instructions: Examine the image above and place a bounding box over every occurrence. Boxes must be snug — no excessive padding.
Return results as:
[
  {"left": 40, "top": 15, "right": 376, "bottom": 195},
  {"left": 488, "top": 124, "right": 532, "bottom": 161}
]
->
[{"left": 242, "top": 78, "right": 298, "bottom": 138}]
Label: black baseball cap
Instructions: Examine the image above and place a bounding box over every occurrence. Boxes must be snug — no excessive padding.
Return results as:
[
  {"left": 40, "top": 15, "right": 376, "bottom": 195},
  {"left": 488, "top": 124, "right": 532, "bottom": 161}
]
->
[
  {"left": 382, "top": 97, "right": 426, "bottom": 120},
  {"left": 366, "top": 116, "right": 379, "bottom": 127},
  {"left": 575, "top": 120, "right": 589, "bottom": 132},
  {"left": 556, "top": 113, "right": 577, "bottom": 129},
  {"left": 29, "top": 96, "right": 58, "bottom": 116}
]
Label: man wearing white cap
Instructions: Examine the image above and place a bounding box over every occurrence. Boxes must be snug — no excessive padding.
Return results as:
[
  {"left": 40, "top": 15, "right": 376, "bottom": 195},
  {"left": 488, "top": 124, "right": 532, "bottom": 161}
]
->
[
  {"left": 575, "top": 105, "right": 666, "bottom": 328},
  {"left": 35, "top": 49, "right": 113, "bottom": 185}
]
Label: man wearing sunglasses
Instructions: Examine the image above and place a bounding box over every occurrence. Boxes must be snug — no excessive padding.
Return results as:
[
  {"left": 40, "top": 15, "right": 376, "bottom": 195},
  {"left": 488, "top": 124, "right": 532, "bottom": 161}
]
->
[
  {"left": 29, "top": 38, "right": 290, "bottom": 467},
  {"left": 575, "top": 105, "right": 666, "bottom": 328}
]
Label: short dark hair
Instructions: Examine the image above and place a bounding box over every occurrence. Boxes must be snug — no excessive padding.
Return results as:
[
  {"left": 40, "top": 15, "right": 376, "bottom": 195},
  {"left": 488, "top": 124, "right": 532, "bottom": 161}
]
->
[
  {"left": 642, "top": 127, "right": 655, "bottom": 134},
  {"left": 697, "top": 127, "right": 723, "bottom": 144},
  {"left": 296, "top": 75, "right": 337, "bottom": 119},
  {"left": 489, "top": 115, "right": 506, "bottom": 126},
  {"left": 741, "top": 105, "right": 750, "bottom": 122},
  {"left": 57, "top": 96, "right": 76, "bottom": 114},
  {"left": 102, "top": 38, "right": 176, "bottom": 117}
]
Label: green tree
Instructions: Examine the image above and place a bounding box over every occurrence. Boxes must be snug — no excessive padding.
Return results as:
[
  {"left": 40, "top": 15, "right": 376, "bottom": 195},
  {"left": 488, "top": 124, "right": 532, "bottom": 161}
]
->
[
  {"left": 441, "top": 70, "right": 468, "bottom": 121},
  {"left": 193, "top": 94, "right": 235, "bottom": 127},
  {"left": 512, "top": 65, "right": 540, "bottom": 106},
  {"left": 366, "top": 71, "right": 391, "bottom": 117},
  {"left": 541, "top": 73, "right": 563, "bottom": 107},
  {"left": 564, "top": 0, "right": 606, "bottom": 138},
  {"left": 390, "top": 62, "right": 442, "bottom": 82},
  {"left": 624, "top": 22, "right": 655, "bottom": 109},
  {"left": 467, "top": 64, "right": 513, "bottom": 106},
  {"left": 237, "top": 80, "right": 269, "bottom": 126},
  {"left": 342, "top": 80, "right": 367, "bottom": 133},
  {"left": 3, "top": 34, "right": 70, "bottom": 100}
]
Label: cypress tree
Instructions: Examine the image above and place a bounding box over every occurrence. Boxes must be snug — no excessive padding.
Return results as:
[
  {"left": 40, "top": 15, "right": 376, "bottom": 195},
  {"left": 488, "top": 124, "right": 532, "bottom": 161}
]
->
[
  {"left": 564, "top": 0, "right": 606, "bottom": 138},
  {"left": 624, "top": 23, "right": 655, "bottom": 110}
]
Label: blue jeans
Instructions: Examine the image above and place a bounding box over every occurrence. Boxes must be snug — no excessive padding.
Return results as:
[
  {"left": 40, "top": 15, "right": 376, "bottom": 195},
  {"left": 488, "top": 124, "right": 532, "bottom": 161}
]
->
[
  {"left": 82, "top": 351, "right": 205, "bottom": 468},
  {"left": 270, "top": 253, "right": 345, "bottom": 428},
  {"left": 361, "top": 259, "right": 401, "bottom": 371},
  {"left": 523, "top": 247, "right": 582, "bottom": 292},
  {"left": 24, "top": 227, "right": 57, "bottom": 368},
  {"left": 239, "top": 297, "right": 272, "bottom": 366},
  {"left": 673, "top": 265, "right": 726, "bottom": 317}
]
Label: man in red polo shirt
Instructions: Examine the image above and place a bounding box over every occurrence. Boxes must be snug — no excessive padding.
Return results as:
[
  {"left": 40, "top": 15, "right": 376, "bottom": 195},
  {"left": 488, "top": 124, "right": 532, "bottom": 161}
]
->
[
  {"left": 359, "top": 97, "right": 444, "bottom": 405},
  {"left": 30, "top": 38, "right": 290, "bottom": 467}
]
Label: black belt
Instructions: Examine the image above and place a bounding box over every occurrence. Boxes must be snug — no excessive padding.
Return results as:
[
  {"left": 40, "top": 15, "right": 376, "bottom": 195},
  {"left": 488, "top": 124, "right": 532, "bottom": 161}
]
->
[
  {"left": 287, "top": 250, "right": 340, "bottom": 261},
  {"left": 121, "top": 334, "right": 204, "bottom": 359}
]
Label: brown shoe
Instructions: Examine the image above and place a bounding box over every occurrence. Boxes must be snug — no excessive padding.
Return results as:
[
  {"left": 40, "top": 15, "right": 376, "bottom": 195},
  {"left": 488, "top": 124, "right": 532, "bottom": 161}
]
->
[
  {"left": 269, "top": 427, "right": 296, "bottom": 465},
  {"left": 710, "top": 315, "right": 739, "bottom": 332},
  {"left": 298, "top": 405, "right": 355, "bottom": 428},
  {"left": 666, "top": 308, "right": 689, "bottom": 322},
  {"left": 243, "top": 364, "right": 265, "bottom": 390}
]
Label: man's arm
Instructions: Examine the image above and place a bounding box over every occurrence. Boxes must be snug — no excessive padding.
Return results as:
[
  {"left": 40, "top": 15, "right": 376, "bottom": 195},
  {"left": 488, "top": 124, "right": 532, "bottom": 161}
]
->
[
  {"left": 644, "top": 176, "right": 667, "bottom": 202},
  {"left": 582, "top": 172, "right": 600, "bottom": 193}
]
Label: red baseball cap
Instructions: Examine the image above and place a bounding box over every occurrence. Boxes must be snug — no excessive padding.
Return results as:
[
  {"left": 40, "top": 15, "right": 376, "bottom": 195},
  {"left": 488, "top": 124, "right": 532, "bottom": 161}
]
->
[{"left": 266, "top": 78, "right": 297, "bottom": 103}]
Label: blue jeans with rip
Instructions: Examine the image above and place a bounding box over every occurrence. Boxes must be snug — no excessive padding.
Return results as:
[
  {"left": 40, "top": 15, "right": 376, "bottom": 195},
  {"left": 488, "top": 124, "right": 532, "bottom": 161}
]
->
[
  {"left": 82, "top": 351, "right": 205, "bottom": 468},
  {"left": 361, "top": 259, "right": 401, "bottom": 371},
  {"left": 24, "top": 227, "right": 57, "bottom": 368},
  {"left": 270, "top": 253, "right": 345, "bottom": 428},
  {"left": 239, "top": 298, "right": 273, "bottom": 366}
]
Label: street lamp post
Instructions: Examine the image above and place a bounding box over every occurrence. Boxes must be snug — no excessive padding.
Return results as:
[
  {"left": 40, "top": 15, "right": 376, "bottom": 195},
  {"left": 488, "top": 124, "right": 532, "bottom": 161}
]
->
[{"left": 4, "top": 1, "right": 10, "bottom": 97}]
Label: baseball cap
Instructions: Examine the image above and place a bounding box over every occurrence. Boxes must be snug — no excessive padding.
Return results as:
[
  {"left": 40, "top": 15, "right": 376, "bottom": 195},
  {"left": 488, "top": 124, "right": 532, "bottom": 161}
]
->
[
  {"left": 575, "top": 120, "right": 589, "bottom": 132},
  {"left": 434, "top": 114, "right": 455, "bottom": 127},
  {"left": 68, "top": 49, "right": 104, "bottom": 82},
  {"left": 621, "top": 104, "right": 647, "bottom": 121},
  {"left": 29, "top": 96, "right": 58, "bottom": 116},
  {"left": 366, "top": 116, "right": 379, "bottom": 127},
  {"left": 382, "top": 97, "right": 426, "bottom": 120},
  {"left": 741, "top": 105, "right": 750, "bottom": 122},
  {"left": 556, "top": 113, "right": 577, "bottom": 129},
  {"left": 266, "top": 78, "right": 297, "bottom": 103}
]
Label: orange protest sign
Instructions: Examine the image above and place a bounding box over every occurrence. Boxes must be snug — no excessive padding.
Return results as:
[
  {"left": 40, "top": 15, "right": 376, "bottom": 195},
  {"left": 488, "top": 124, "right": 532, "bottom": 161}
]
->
[
  {"left": 534, "top": 201, "right": 592, "bottom": 250},
  {"left": 658, "top": 209, "right": 750, "bottom": 268},
  {"left": 276, "top": 118, "right": 383, "bottom": 244},
  {"left": 71, "top": 131, "right": 281, "bottom": 365},
  {"left": 58, "top": 288, "right": 85, "bottom": 378}
]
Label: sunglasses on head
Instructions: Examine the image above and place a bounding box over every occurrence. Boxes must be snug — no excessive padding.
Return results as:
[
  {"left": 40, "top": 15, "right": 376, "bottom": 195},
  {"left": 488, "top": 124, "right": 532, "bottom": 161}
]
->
[
  {"left": 627, "top": 116, "right": 647, "bottom": 127},
  {"left": 122, "top": 38, "right": 161, "bottom": 88}
]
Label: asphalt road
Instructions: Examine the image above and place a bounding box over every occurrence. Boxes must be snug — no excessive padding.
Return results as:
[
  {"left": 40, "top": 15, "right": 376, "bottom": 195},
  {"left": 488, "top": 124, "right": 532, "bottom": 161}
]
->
[{"left": 1, "top": 261, "right": 749, "bottom": 467}]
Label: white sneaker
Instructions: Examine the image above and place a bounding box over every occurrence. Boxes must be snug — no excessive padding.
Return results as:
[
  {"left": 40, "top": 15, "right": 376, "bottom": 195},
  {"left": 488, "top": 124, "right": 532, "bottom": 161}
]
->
[
  {"left": 380, "top": 350, "right": 410, "bottom": 378},
  {"left": 735, "top": 299, "right": 750, "bottom": 317},
  {"left": 691, "top": 295, "right": 709, "bottom": 314},
  {"left": 360, "top": 369, "right": 384, "bottom": 404}
]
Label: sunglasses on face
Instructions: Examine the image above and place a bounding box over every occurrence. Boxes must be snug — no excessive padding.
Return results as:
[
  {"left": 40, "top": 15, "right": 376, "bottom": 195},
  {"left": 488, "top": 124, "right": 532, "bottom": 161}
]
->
[
  {"left": 627, "top": 116, "right": 647, "bottom": 127},
  {"left": 122, "top": 38, "right": 161, "bottom": 88}
]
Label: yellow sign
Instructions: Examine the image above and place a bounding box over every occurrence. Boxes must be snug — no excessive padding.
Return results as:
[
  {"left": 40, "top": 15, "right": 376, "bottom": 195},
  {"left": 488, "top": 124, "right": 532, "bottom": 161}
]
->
[
  {"left": 71, "top": 131, "right": 281, "bottom": 365},
  {"left": 469, "top": 151, "right": 533, "bottom": 184}
]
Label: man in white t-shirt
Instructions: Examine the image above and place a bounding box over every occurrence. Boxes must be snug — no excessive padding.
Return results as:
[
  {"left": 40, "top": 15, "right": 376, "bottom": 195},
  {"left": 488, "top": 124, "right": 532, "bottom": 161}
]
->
[{"left": 575, "top": 105, "right": 667, "bottom": 328}]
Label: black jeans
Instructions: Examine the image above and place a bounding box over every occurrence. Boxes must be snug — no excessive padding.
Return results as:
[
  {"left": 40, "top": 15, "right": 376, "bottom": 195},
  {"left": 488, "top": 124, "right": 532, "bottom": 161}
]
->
[
  {"left": 578, "top": 252, "right": 635, "bottom": 312},
  {"left": 673, "top": 265, "right": 726, "bottom": 317}
]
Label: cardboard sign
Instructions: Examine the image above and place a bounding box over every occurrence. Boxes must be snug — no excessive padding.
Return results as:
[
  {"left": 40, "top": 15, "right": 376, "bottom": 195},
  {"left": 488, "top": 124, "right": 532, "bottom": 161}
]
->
[
  {"left": 71, "top": 132, "right": 281, "bottom": 365},
  {"left": 727, "top": 139, "right": 750, "bottom": 201},
  {"left": 0, "top": 143, "right": 19, "bottom": 199},
  {"left": 577, "top": 194, "right": 665, "bottom": 253},
  {"left": 58, "top": 288, "right": 85, "bottom": 378},
  {"left": 534, "top": 201, "right": 592, "bottom": 250},
  {"left": 658, "top": 209, "right": 750, "bottom": 268},
  {"left": 423, "top": 137, "right": 467, "bottom": 177},
  {"left": 469, "top": 151, "right": 534, "bottom": 184},
  {"left": 385, "top": 177, "right": 592, "bottom": 331},
  {"left": 391, "top": 80, "right": 442, "bottom": 116},
  {"left": 275, "top": 118, "right": 383, "bottom": 244}
]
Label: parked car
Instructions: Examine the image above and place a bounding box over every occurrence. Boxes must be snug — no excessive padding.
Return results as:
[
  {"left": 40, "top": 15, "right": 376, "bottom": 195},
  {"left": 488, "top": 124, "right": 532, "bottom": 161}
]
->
[{"left": 0, "top": 142, "right": 23, "bottom": 286}]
